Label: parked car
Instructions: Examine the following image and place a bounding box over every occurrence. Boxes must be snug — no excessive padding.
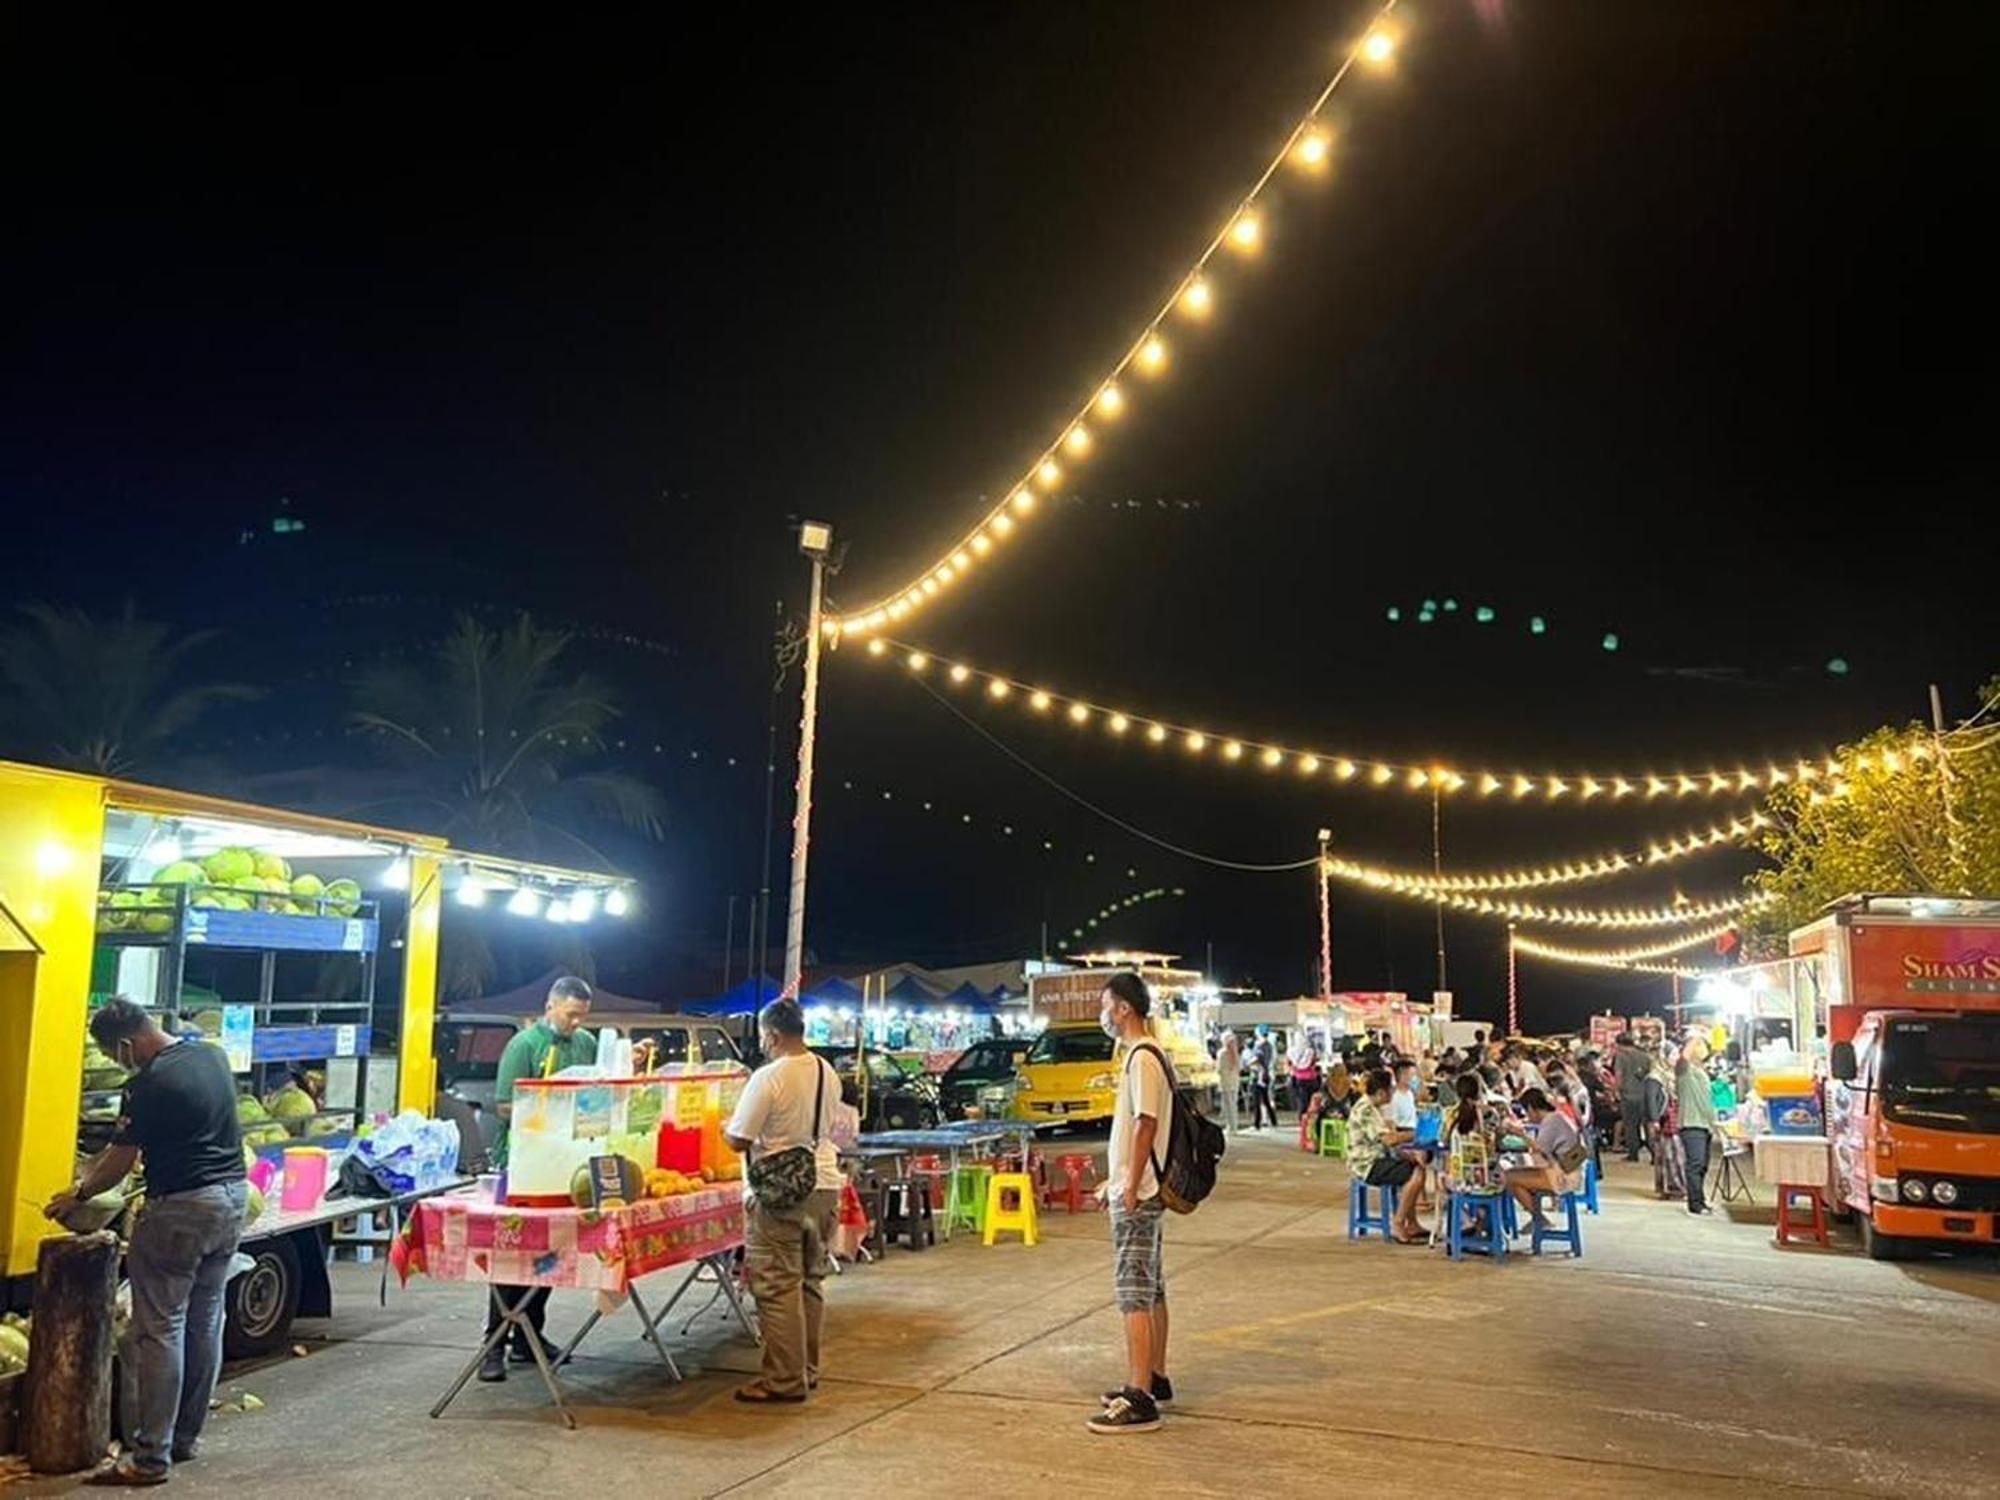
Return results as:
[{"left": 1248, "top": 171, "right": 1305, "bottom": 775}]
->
[
  {"left": 939, "top": 1036, "right": 1033, "bottom": 1119},
  {"left": 1009, "top": 1021, "right": 1121, "bottom": 1127},
  {"left": 810, "top": 1045, "right": 941, "bottom": 1131}
]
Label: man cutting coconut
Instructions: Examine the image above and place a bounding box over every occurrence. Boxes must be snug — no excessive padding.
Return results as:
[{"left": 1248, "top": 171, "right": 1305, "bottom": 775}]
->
[{"left": 47, "top": 997, "right": 248, "bottom": 1486}]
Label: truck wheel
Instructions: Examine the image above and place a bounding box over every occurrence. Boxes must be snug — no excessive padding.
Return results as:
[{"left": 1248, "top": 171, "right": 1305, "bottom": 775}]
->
[
  {"left": 224, "top": 1235, "right": 301, "bottom": 1360},
  {"left": 1861, "top": 1215, "right": 1909, "bottom": 1262}
]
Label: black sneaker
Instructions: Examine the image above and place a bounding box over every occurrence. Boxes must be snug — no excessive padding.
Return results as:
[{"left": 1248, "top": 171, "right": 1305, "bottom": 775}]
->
[
  {"left": 1101, "top": 1373, "right": 1173, "bottom": 1405},
  {"left": 477, "top": 1349, "right": 508, "bottom": 1383},
  {"left": 1086, "top": 1387, "right": 1161, "bottom": 1435}
]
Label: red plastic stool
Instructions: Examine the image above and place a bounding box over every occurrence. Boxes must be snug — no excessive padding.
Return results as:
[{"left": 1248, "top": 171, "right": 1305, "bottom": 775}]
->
[
  {"left": 1045, "top": 1153, "right": 1099, "bottom": 1213},
  {"left": 1774, "top": 1183, "right": 1829, "bottom": 1247},
  {"left": 908, "top": 1153, "right": 948, "bottom": 1211}
]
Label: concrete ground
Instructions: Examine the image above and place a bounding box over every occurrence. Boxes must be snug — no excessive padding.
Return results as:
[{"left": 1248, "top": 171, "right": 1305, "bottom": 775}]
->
[{"left": 10, "top": 1129, "right": 1999, "bottom": 1498}]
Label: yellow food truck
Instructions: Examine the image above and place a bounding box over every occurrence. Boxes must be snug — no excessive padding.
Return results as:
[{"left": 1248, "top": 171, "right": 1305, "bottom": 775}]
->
[{"left": 0, "top": 758, "right": 633, "bottom": 1353}]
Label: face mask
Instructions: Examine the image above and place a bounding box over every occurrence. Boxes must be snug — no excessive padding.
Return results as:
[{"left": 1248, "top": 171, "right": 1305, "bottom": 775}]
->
[{"left": 1100, "top": 1008, "right": 1120, "bottom": 1040}]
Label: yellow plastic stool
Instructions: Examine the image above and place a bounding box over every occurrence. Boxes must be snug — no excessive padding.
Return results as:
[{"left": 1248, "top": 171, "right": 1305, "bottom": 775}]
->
[{"left": 981, "top": 1171, "right": 1040, "bottom": 1246}]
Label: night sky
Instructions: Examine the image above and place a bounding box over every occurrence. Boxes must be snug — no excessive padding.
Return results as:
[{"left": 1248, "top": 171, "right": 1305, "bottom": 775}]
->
[{"left": 6, "top": 2, "right": 1996, "bottom": 1029}]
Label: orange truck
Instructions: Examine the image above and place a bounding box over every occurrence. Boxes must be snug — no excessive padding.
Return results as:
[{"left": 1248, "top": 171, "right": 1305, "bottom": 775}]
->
[{"left": 1801, "top": 896, "right": 2000, "bottom": 1259}]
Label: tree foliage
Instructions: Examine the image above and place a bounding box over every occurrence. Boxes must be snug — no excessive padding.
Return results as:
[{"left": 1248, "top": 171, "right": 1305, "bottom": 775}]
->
[
  {"left": 0, "top": 604, "right": 260, "bottom": 777},
  {"left": 347, "top": 613, "right": 666, "bottom": 869},
  {"left": 1745, "top": 677, "right": 2000, "bottom": 954}
]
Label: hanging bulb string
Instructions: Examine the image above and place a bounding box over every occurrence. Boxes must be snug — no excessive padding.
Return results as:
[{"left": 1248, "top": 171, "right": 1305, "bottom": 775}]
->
[{"left": 908, "top": 671, "right": 1320, "bottom": 873}]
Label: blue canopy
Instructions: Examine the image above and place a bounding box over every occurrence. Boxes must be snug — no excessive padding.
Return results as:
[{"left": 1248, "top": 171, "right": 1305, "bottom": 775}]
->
[
  {"left": 802, "top": 975, "right": 864, "bottom": 1007},
  {"left": 683, "top": 975, "right": 781, "bottom": 1017}
]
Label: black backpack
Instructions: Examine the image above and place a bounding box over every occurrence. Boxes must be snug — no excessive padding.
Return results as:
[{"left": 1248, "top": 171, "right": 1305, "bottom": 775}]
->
[{"left": 1126, "top": 1041, "right": 1226, "bottom": 1214}]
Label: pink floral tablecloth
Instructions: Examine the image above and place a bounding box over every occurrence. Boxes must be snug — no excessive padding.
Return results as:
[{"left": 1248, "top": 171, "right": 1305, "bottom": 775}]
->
[{"left": 401, "top": 1186, "right": 744, "bottom": 1294}]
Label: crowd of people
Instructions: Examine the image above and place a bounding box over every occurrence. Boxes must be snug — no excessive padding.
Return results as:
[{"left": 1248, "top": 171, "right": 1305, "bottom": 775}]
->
[{"left": 1206, "top": 1022, "right": 1744, "bottom": 1225}]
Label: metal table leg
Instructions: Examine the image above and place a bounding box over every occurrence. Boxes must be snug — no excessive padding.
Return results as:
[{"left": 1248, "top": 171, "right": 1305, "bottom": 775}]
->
[
  {"left": 432, "top": 1285, "right": 576, "bottom": 1429},
  {"left": 626, "top": 1283, "right": 684, "bottom": 1380}
]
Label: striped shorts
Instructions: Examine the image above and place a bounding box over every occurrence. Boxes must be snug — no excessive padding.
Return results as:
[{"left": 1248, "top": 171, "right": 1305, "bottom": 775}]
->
[{"left": 1110, "top": 1196, "right": 1167, "bottom": 1312}]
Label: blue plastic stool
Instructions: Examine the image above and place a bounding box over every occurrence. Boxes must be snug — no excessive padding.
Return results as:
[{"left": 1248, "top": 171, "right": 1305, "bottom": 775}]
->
[
  {"left": 1580, "top": 1158, "right": 1601, "bottom": 1215},
  {"left": 1346, "top": 1177, "right": 1396, "bottom": 1240},
  {"left": 1444, "top": 1190, "right": 1508, "bottom": 1262},
  {"left": 1530, "top": 1191, "right": 1585, "bottom": 1258}
]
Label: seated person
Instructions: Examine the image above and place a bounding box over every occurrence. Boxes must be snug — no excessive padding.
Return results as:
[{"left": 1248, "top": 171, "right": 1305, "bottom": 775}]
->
[
  {"left": 1502, "top": 1088, "right": 1585, "bottom": 1233},
  {"left": 1346, "top": 1069, "right": 1424, "bottom": 1244}
]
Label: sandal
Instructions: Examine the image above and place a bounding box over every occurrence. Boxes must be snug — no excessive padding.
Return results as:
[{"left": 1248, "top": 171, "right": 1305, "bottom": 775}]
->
[
  {"left": 734, "top": 1381, "right": 808, "bottom": 1404},
  {"left": 88, "top": 1459, "right": 169, "bottom": 1487}
]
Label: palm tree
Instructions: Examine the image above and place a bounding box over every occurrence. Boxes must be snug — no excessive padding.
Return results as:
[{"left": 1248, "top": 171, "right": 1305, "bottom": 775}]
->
[
  {"left": 346, "top": 612, "right": 665, "bottom": 870},
  {"left": 0, "top": 604, "right": 260, "bottom": 777}
]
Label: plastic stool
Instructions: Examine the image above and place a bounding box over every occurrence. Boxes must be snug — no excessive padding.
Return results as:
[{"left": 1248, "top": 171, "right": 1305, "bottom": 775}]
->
[
  {"left": 1580, "top": 1158, "right": 1601, "bottom": 1215},
  {"left": 1774, "top": 1183, "right": 1829, "bottom": 1247},
  {"left": 1317, "top": 1118, "right": 1346, "bottom": 1158},
  {"left": 981, "top": 1171, "right": 1040, "bottom": 1246},
  {"left": 1530, "top": 1191, "right": 1585, "bottom": 1258},
  {"left": 880, "top": 1179, "right": 936, "bottom": 1250},
  {"left": 948, "top": 1164, "right": 994, "bottom": 1234},
  {"left": 908, "top": 1154, "right": 949, "bottom": 1211},
  {"left": 1346, "top": 1177, "right": 1396, "bottom": 1241},
  {"left": 1044, "top": 1153, "right": 1098, "bottom": 1214},
  {"left": 1444, "top": 1190, "right": 1508, "bottom": 1262}
]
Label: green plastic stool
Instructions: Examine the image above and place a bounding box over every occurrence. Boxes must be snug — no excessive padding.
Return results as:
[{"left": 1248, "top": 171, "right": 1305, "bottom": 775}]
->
[
  {"left": 1317, "top": 1118, "right": 1347, "bottom": 1159},
  {"left": 949, "top": 1164, "right": 994, "bottom": 1233}
]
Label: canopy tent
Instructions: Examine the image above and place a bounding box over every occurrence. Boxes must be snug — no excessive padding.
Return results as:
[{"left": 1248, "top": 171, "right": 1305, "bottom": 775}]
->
[
  {"left": 941, "top": 980, "right": 1001, "bottom": 1014},
  {"left": 802, "top": 974, "right": 864, "bottom": 1007},
  {"left": 448, "top": 968, "right": 663, "bottom": 1016},
  {"left": 883, "top": 973, "right": 943, "bottom": 1006},
  {"left": 682, "top": 975, "right": 781, "bottom": 1018}
]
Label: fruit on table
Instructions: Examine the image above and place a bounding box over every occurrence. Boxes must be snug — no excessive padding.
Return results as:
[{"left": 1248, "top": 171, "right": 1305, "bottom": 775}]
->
[
  {"left": 570, "top": 1157, "right": 647, "bottom": 1208},
  {"left": 245, "top": 1183, "right": 266, "bottom": 1226},
  {"left": 82, "top": 1041, "right": 128, "bottom": 1093},
  {"left": 291, "top": 873, "right": 326, "bottom": 902}
]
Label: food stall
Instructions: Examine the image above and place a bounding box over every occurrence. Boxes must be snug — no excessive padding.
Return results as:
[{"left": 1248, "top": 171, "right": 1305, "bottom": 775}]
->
[
  {"left": 0, "top": 758, "right": 635, "bottom": 1355},
  {"left": 1027, "top": 952, "right": 1222, "bottom": 1100}
]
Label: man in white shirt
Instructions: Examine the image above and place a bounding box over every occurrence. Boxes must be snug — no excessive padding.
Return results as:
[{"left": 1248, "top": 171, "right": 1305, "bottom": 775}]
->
[
  {"left": 1388, "top": 1059, "right": 1420, "bottom": 1132},
  {"left": 723, "top": 998, "right": 842, "bottom": 1404},
  {"left": 1089, "top": 973, "right": 1175, "bottom": 1436}
]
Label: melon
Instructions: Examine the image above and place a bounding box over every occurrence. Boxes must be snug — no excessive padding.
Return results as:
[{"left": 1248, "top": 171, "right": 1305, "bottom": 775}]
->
[{"left": 202, "top": 847, "right": 257, "bottom": 885}]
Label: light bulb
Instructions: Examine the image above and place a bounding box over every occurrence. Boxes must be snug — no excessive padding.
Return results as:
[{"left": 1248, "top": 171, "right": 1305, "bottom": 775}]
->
[
  {"left": 1065, "top": 425, "right": 1091, "bottom": 456},
  {"left": 1147, "top": 723, "right": 1167, "bottom": 743},
  {"left": 1137, "top": 335, "right": 1168, "bottom": 374},
  {"left": 1361, "top": 28, "right": 1396, "bottom": 66},
  {"left": 604, "top": 888, "right": 631, "bottom": 917},
  {"left": 991, "top": 512, "right": 1013, "bottom": 536},
  {"left": 907, "top": 652, "right": 928, "bottom": 671},
  {"left": 867, "top": 638, "right": 887, "bottom": 657},
  {"left": 1292, "top": 126, "right": 1331, "bottom": 170},
  {"left": 1068, "top": 703, "right": 1089, "bottom": 724},
  {"left": 988, "top": 679, "right": 1010, "bottom": 699},
  {"left": 1185, "top": 732, "right": 1206, "bottom": 752},
  {"left": 1180, "top": 278, "right": 1213, "bottom": 318},
  {"left": 507, "top": 888, "right": 542, "bottom": 917},
  {"left": 1012, "top": 489, "right": 1035, "bottom": 514},
  {"left": 1262, "top": 748, "right": 1284, "bottom": 769},
  {"left": 569, "top": 891, "right": 597, "bottom": 922},
  {"left": 1299, "top": 755, "right": 1321, "bottom": 775},
  {"left": 1223, "top": 740, "right": 1243, "bottom": 761},
  {"left": 949, "top": 664, "right": 971, "bottom": 684},
  {"left": 1335, "top": 759, "right": 1357, "bottom": 780},
  {"left": 1096, "top": 384, "right": 1125, "bottom": 418},
  {"left": 971, "top": 532, "right": 991, "bottom": 554},
  {"left": 383, "top": 859, "right": 411, "bottom": 890},
  {"left": 455, "top": 880, "right": 488, "bottom": 908},
  {"left": 1371, "top": 765, "right": 1394, "bottom": 785},
  {"left": 952, "top": 549, "right": 971, "bottom": 570},
  {"left": 1228, "top": 210, "right": 1262, "bottom": 252},
  {"left": 1109, "top": 714, "right": 1130, "bottom": 735},
  {"left": 1037, "top": 459, "right": 1062, "bottom": 489}
]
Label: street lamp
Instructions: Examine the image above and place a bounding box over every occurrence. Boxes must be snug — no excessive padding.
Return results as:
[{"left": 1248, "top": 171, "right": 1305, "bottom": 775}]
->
[{"left": 782, "top": 521, "right": 833, "bottom": 998}]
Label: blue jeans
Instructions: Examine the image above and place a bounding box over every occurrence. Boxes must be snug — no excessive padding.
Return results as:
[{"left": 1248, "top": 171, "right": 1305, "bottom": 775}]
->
[{"left": 124, "top": 1182, "right": 248, "bottom": 1474}]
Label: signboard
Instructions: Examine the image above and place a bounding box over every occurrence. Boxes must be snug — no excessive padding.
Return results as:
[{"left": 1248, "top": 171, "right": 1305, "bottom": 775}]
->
[
  {"left": 1587, "top": 1013, "right": 1626, "bottom": 1052},
  {"left": 185, "top": 908, "right": 379, "bottom": 953},
  {"left": 221, "top": 1004, "right": 255, "bottom": 1073},
  {"left": 1431, "top": 990, "right": 1453, "bottom": 1020},
  {"left": 1849, "top": 920, "right": 2000, "bottom": 1001}
]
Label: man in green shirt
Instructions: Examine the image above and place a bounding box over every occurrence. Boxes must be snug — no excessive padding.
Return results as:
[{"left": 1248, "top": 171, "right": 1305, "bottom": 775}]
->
[
  {"left": 480, "top": 975, "right": 596, "bottom": 1383},
  {"left": 490, "top": 976, "right": 599, "bottom": 1169}
]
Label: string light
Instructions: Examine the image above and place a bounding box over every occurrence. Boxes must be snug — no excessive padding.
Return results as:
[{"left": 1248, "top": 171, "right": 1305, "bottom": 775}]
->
[
  {"left": 1324, "top": 816, "right": 1769, "bottom": 894},
  {"left": 1321, "top": 859, "right": 1769, "bottom": 930},
  {"left": 863, "top": 639, "right": 1888, "bottom": 802},
  {"left": 1514, "top": 924, "right": 1738, "bottom": 968},
  {"left": 1512, "top": 922, "right": 1739, "bottom": 969},
  {"left": 827, "top": 1, "right": 1406, "bottom": 635}
]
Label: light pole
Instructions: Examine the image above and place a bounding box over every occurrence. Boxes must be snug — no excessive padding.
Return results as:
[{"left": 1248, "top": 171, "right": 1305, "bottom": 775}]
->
[
  {"left": 1316, "top": 828, "right": 1333, "bottom": 1000},
  {"left": 781, "top": 520, "right": 833, "bottom": 999}
]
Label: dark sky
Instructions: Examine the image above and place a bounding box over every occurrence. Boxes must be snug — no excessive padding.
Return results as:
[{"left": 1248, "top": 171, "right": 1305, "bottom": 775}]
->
[{"left": 6, "top": 2, "right": 1996, "bottom": 1029}]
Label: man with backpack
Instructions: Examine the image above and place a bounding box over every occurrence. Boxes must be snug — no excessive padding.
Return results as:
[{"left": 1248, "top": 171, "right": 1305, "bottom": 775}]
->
[{"left": 1089, "top": 972, "right": 1176, "bottom": 1435}]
